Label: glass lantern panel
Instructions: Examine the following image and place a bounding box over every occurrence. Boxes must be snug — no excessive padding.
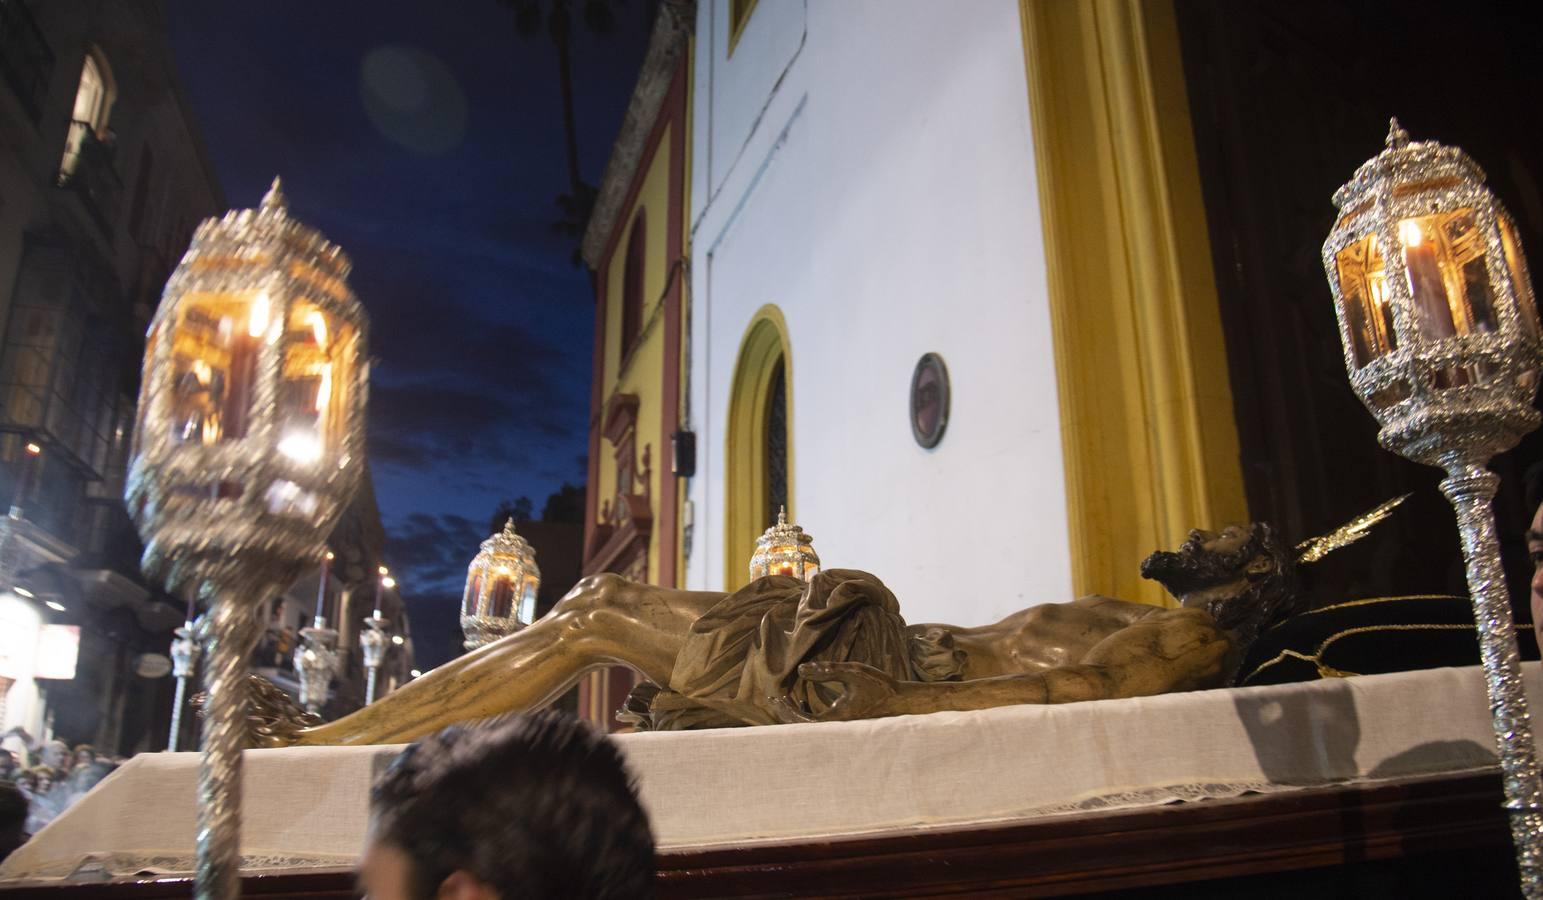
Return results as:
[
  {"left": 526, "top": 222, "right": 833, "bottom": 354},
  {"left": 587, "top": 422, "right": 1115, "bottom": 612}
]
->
[
  {"left": 1335, "top": 236, "right": 1398, "bottom": 367},
  {"left": 167, "top": 291, "right": 267, "bottom": 445},
  {"left": 276, "top": 299, "right": 354, "bottom": 467},
  {"left": 1401, "top": 210, "right": 1497, "bottom": 341},
  {"left": 1499, "top": 215, "right": 1541, "bottom": 338},
  {"left": 518, "top": 578, "right": 538, "bottom": 624},
  {"left": 462, "top": 572, "right": 482, "bottom": 617},
  {"left": 488, "top": 573, "right": 515, "bottom": 619},
  {"left": 132, "top": 324, "right": 159, "bottom": 461}
]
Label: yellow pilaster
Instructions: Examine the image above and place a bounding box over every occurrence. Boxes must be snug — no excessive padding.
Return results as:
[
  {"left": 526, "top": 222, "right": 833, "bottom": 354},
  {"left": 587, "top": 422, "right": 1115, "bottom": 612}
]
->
[{"left": 1019, "top": 0, "right": 1248, "bottom": 606}]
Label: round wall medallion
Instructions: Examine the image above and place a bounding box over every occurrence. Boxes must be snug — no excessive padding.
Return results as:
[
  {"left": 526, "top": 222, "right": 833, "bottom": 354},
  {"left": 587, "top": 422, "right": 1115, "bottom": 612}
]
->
[{"left": 910, "top": 352, "right": 950, "bottom": 448}]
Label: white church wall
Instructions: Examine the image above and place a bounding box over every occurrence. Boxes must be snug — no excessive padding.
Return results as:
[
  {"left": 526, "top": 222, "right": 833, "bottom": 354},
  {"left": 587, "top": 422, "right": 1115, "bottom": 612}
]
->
[{"left": 686, "top": 0, "right": 1073, "bottom": 626}]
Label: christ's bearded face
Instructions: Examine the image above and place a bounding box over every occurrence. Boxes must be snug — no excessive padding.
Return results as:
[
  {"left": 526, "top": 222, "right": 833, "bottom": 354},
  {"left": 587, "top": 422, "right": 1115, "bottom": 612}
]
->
[
  {"left": 1140, "top": 522, "right": 1299, "bottom": 652},
  {"left": 1139, "top": 524, "right": 1262, "bottom": 596}
]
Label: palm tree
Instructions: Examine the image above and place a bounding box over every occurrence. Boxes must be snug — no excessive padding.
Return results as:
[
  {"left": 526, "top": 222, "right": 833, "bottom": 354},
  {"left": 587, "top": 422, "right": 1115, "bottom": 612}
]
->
[{"left": 499, "top": 0, "right": 633, "bottom": 256}]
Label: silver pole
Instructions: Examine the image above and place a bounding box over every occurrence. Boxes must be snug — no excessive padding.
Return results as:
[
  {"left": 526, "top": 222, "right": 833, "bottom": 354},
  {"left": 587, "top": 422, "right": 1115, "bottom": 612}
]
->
[
  {"left": 360, "top": 614, "right": 388, "bottom": 707},
  {"left": 195, "top": 595, "right": 260, "bottom": 900},
  {"left": 167, "top": 621, "right": 200, "bottom": 751},
  {"left": 1440, "top": 461, "right": 1543, "bottom": 898}
]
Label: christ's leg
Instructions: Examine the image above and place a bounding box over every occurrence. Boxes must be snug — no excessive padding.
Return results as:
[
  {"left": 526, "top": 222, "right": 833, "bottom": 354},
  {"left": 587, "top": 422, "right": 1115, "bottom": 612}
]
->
[{"left": 295, "top": 574, "right": 725, "bottom": 745}]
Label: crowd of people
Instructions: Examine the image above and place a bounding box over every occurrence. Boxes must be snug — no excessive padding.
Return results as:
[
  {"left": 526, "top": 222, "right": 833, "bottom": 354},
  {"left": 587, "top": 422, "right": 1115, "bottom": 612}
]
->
[{"left": 0, "top": 727, "right": 123, "bottom": 863}]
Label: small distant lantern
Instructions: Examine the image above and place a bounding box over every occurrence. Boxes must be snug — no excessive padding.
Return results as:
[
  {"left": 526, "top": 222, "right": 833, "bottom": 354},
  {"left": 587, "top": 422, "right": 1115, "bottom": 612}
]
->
[
  {"left": 1322, "top": 118, "right": 1542, "bottom": 464},
  {"left": 461, "top": 519, "right": 540, "bottom": 651},
  {"left": 749, "top": 507, "right": 820, "bottom": 582}
]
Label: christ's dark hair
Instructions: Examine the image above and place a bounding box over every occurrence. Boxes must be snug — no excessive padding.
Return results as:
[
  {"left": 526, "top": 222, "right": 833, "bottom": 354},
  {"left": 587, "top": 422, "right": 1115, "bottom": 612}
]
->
[
  {"left": 1208, "top": 522, "right": 1302, "bottom": 653},
  {"left": 370, "top": 711, "right": 654, "bottom": 899}
]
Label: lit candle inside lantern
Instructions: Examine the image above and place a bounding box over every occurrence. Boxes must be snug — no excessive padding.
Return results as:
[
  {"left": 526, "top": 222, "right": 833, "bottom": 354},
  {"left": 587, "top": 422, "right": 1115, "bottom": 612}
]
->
[
  {"left": 314, "top": 550, "right": 333, "bottom": 629},
  {"left": 221, "top": 292, "right": 270, "bottom": 441},
  {"left": 1400, "top": 218, "right": 1459, "bottom": 340},
  {"left": 373, "top": 565, "right": 388, "bottom": 619}
]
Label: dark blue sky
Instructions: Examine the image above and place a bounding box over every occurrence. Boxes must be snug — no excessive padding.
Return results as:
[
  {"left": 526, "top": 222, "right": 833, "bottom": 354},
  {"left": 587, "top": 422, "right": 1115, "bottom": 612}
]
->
[{"left": 169, "top": 2, "right": 652, "bottom": 666}]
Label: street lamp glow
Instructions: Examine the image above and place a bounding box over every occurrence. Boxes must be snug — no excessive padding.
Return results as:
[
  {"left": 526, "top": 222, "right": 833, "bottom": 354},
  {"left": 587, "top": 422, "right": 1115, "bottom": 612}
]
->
[
  {"left": 44, "top": 600, "right": 65, "bottom": 612},
  {"left": 409, "top": 669, "right": 421, "bottom": 678},
  {"left": 24, "top": 442, "right": 40, "bottom": 456},
  {"left": 13, "top": 586, "right": 34, "bottom": 598},
  {"left": 391, "top": 634, "right": 404, "bottom": 646},
  {"left": 382, "top": 575, "right": 396, "bottom": 590}
]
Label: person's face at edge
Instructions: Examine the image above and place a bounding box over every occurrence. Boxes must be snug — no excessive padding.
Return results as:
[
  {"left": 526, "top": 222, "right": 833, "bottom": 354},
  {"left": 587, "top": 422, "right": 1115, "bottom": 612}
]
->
[
  {"left": 358, "top": 830, "right": 500, "bottom": 900},
  {"left": 1528, "top": 502, "right": 1543, "bottom": 649}
]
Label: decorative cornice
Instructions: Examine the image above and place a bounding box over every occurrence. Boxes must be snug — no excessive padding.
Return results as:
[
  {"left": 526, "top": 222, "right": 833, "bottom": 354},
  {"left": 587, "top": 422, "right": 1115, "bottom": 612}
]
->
[{"left": 580, "top": 0, "right": 695, "bottom": 269}]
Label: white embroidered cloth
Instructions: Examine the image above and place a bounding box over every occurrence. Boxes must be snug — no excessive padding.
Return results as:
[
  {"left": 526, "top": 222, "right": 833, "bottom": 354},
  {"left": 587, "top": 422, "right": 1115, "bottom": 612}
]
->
[{"left": 2, "top": 663, "right": 1533, "bottom": 881}]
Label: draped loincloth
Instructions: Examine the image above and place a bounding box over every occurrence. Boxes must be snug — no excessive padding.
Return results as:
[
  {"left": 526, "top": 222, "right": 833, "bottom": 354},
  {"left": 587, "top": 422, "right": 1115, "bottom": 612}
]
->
[{"left": 620, "top": 568, "right": 967, "bottom": 730}]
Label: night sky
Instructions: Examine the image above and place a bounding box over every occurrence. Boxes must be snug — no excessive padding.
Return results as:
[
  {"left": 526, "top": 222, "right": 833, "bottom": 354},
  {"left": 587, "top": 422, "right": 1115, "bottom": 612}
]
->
[{"left": 168, "top": 3, "right": 653, "bottom": 668}]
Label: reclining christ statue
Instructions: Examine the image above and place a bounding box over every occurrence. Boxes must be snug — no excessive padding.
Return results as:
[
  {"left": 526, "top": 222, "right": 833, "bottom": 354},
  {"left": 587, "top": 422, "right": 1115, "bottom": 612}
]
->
[{"left": 275, "top": 502, "right": 1399, "bottom": 747}]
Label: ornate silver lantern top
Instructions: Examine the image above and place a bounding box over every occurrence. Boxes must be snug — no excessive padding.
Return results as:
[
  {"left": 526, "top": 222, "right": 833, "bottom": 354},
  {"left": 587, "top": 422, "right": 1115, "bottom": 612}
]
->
[
  {"left": 126, "top": 178, "right": 369, "bottom": 593},
  {"left": 461, "top": 519, "right": 541, "bottom": 651},
  {"left": 1321, "top": 119, "right": 1542, "bottom": 467},
  {"left": 749, "top": 507, "right": 820, "bottom": 582}
]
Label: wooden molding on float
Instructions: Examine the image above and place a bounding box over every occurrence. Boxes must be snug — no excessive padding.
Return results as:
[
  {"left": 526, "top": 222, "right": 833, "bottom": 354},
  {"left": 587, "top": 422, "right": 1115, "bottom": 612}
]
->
[{"left": 1019, "top": 0, "right": 1248, "bottom": 606}]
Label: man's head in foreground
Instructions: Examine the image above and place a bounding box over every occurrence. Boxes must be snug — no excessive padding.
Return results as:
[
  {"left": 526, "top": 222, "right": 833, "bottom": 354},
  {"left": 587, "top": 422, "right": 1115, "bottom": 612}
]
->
[{"left": 363, "top": 711, "right": 654, "bottom": 900}]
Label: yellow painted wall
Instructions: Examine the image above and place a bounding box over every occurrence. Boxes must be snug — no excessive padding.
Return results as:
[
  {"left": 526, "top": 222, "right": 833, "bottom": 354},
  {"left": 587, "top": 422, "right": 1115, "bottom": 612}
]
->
[
  {"left": 596, "top": 126, "right": 674, "bottom": 584},
  {"left": 1019, "top": 0, "right": 1248, "bottom": 606}
]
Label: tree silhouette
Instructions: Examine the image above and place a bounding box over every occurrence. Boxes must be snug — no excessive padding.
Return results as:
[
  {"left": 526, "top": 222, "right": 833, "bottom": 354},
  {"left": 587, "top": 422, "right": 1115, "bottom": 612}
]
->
[
  {"left": 498, "top": 0, "right": 634, "bottom": 259},
  {"left": 540, "top": 482, "right": 585, "bottom": 523},
  {"left": 489, "top": 496, "right": 535, "bottom": 535}
]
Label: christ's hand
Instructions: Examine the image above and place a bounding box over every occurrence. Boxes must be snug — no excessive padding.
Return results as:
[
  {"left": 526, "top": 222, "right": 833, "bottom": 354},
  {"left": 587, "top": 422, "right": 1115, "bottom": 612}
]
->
[{"left": 772, "top": 661, "right": 902, "bottom": 723}]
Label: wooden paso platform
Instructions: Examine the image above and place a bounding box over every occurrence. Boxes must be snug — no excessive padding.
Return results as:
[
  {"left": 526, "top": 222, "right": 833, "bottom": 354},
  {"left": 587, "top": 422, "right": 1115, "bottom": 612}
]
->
[{"left": 0, "top": 769, "right": 1522, "bottom": 898}]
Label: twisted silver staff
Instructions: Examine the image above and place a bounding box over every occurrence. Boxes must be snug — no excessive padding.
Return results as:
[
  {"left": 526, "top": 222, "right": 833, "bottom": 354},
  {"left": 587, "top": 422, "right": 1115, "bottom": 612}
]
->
[
  {"left": 194, "top": 596, "right": 262, "bottom": 899},
  {"left": 1442, "top": 462, "right": 1543, "bottom": 895}
]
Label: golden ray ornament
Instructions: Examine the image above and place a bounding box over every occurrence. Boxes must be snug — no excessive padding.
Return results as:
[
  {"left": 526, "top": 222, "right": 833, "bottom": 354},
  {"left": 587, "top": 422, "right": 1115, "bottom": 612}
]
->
[
  {"left": 1322, "top": 120, "right": 1543, "bottom": 897},
  {"left": 125, "top": 179, "right": 368, "bottom": 899},
  {"left": 1294, "top": 493, "right": 1410, "bottom": 564}
]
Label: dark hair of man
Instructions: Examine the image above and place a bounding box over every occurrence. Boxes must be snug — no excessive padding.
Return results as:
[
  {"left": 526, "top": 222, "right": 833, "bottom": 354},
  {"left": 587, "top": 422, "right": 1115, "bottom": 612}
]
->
[
  {"left": 370, "top": 710, "right": 654, "bottom": 899},
  {"left": 0, "top": 781, "right": 28, "bottom": 863},
  {"left": 1525, "top": 460, "right": 1543, "bottom": 516}
]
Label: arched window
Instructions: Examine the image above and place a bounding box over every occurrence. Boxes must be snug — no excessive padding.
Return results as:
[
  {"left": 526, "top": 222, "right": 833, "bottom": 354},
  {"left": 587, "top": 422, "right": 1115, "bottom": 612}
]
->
[
  {"left": 59, "top": 49, "right": 116, "bottom": 181},
  {"left": 764, "top": 360, "right": 787, "bottom": 522},
  {"left": 619, "top": 211, "right": 646, "bottom": 358},
  {"left": 725, "top": 306, "right": 792, "bottom": 588}
]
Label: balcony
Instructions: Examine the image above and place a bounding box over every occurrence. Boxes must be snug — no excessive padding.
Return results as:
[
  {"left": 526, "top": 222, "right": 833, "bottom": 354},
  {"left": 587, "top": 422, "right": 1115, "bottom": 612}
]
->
[
  {"left": 57, "top": 121, "right": 123, "bottom": 236},
  {"left": 0, "top": 0, "right": 53, "bottom": 123}
]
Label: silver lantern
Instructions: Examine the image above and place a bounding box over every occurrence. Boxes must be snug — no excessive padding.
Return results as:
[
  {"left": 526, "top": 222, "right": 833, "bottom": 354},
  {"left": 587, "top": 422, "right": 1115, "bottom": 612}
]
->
[
  {"left": 125, "top": 179, "right": 368, "bottom": 899},
  {"left": 749, "top": 507, "right": 820, "bottom": 582},
  {"left": 461, "top": 519, "right": 540, "bottom": 651},
  {"left": 294, "top": 550, "right": 339, "bottom": 715},
  {"left": 294, "top": 626, "right": 338, "bottom": 716},
  {"left": 1322, "top": 119, "right": 1543, "bottom": 897}
]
